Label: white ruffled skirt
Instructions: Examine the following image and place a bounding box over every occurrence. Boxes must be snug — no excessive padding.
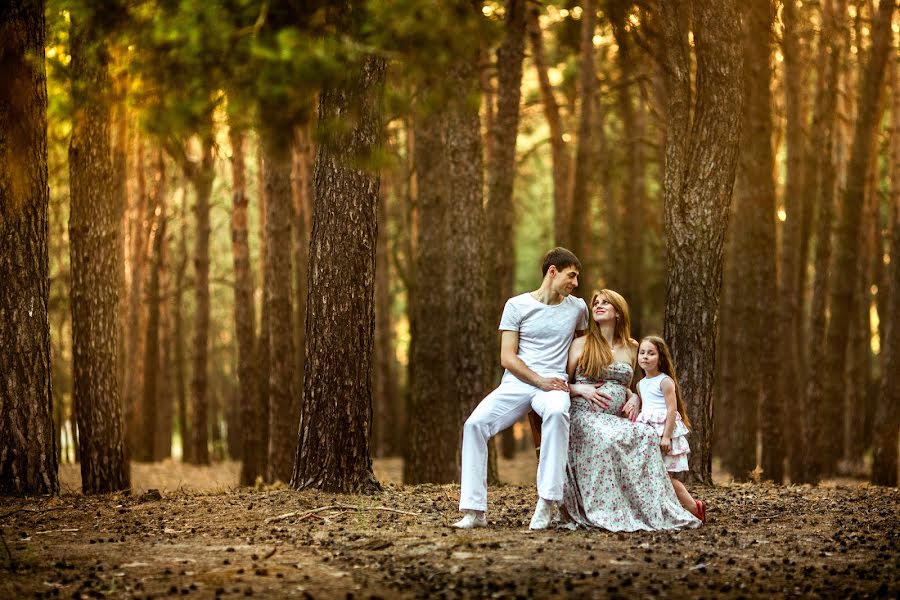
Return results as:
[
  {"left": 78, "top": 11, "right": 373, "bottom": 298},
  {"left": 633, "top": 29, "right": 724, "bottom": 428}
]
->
[{"left": 636, "top": 408, "right": 691, "bottom": 472}]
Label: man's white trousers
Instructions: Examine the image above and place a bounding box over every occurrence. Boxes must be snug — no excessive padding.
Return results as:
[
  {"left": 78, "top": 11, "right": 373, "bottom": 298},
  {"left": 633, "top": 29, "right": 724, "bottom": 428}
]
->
[{"left": 459, "top": 376, "right": 570, "bottom": 512}]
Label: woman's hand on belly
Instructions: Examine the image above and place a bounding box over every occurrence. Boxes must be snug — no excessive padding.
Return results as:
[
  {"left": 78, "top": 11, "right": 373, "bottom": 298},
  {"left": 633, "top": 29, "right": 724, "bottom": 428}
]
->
[{"left": 571, "top": 382, "right": 611, "bottom": 411}]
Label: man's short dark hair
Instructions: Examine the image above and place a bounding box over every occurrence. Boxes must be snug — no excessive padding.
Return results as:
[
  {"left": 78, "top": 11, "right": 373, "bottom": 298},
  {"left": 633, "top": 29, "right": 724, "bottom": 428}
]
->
[{"left": 541, "top": 247, "right": 582, "bottom": 277}]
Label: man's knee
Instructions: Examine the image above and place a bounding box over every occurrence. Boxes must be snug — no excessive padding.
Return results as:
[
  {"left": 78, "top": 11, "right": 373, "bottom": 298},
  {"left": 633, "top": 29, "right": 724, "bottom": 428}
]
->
[
  {"left": 542, "top": 395, "right": 571, "bottom": 422},
  {"left": 464, "top": 413, "right": 489, "bottom": 438}
]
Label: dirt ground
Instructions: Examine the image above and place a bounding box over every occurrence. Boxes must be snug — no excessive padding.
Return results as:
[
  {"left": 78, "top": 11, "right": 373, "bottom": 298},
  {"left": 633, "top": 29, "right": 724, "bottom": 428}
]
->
[{"left": 1, "top": 453, "right": 898, "bottom": 599}]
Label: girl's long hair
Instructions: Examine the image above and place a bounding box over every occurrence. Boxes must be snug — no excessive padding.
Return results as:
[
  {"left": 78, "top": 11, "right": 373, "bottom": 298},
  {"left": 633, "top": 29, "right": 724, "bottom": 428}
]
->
[
  {"left": 641, "top": 335, "right": 691, "bottom": 429},
  {"left": 577, "top": 289, "right": 633, "bottom": 380}
]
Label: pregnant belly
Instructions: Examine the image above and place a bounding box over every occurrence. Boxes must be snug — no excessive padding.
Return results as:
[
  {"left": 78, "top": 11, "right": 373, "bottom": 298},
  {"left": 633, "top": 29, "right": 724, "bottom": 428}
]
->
[{"left": 574, "top": 381, "right": 628, "bottom": 416}]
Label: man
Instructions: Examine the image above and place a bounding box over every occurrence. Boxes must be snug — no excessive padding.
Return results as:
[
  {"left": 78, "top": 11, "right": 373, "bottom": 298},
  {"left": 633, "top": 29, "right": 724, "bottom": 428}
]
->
[{"left": 454, "top": 248, "right": 589, "bottom": 530}]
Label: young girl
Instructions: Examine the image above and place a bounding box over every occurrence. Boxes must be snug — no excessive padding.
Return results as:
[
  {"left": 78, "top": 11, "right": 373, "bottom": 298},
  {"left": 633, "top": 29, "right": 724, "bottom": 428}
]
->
[{"left": 636, "top": 335, "right": 706, "bottom": 522}]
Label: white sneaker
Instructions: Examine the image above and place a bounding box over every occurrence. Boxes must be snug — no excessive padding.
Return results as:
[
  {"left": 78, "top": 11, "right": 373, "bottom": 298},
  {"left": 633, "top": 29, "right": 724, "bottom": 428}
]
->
[
  {"left": 451, "top": 511, "right": 487, "bottom": 529},
  {"left": 551, "top": 503, "right": 562, "bottom": 525},
  {"left": 529, "top": 498, "right": 557, "bottom": 530}
]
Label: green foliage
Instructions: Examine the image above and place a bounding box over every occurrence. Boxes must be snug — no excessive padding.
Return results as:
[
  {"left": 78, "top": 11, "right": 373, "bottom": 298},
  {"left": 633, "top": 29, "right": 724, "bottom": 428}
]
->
[{"left": 365, "top": 0, "right": 500, "bottom": 117}]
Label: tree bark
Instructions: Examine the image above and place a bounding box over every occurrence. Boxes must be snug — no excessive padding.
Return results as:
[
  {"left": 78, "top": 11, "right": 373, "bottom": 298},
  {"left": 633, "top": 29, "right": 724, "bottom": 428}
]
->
[
  {"left": 871, "top": 49, "right": 899, "bottom": 487},
  {"left": 256, "top": 147, "right": 271, "bottom": 479},
  {"left": 0, "top": 0, "right": 60, "bottom": 496},
  {"left": 68, "top": 11, "right": 130, "bottom": 493},
  {"left": 124, "top": 138, "right": 147, "bottom": 459},
  {"left": 155, "top": 200, "right": 173, "bottom": 461},
  {"left": 728, "top": 0, "right": 779, "bottom": 482},
  {"left": 716, "top": 208, "right": 739, "bottom": 473},
  {"left": 480, "top": 42, "right": 495, "bottom": 171},
  {"left": 568, "top": 0, "right": 596, "bottom": 284},
  {"left": 750, "top": 0, "right": 780, "bottom": 482},
  {"left": 820, "top": 0, "right": 896, "bottom": 475},
  {"left": 173, "top": 191, "right": 190, "bottom": 462},
  {"left": 610, "top": 2, "right": 647, "bottom": 336},
  {"left": 291, "top": 51, "right": 384, "bottom": 494},
  {"left": 292, "top": 124, "right": 313, "bottom": 426},
  {"left": 800, "top": 0, "right": 849, "bottom": 484},
  {"left": 659, "top": 0, "right": 744, "bottom": 484},
  {"left": 231, "top": 129, "right": 263, "bottom": 485},
  {"left": 263, "top": 137, "right": 297, "bottom": 484},
  {"left": 528, "top": 5, "right": 571, "bottom": 248},
  {"left": 373, "top": 181, "right": 397, "bottom": 458},
  {"left": 779, "top": 0, "right": 812, "bottom": 483},
  {"left": 169, "top": 139, "right": 215, "bottom": 465},
  {"left": 111, "top": 62, "right": 128, "bottom": 409},
  {"left": 406, "top": 42, "right": 487, "bottom": 484},
  {"left": 401, "top": 119, "right": 417, "bottom": 462},
  {"left": 140, "top": 152, "right": 166, "bottom": 462},
  {"left": 859, "top": 117, "right": 885, "bottom": 463},
  {"left": 844, "top": 180, "right": 876, "bottom": 471},
  {"left": 486, "top": 0, "right": 527, "bottom": 461},
  {"left": 190, "top": 154, "right": 214, "bottom": 465}
]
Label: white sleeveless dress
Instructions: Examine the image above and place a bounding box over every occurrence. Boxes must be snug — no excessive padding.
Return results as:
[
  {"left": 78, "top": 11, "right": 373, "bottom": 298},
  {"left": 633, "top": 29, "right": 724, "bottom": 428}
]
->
[{"left": 637, "top": 373, "right": 691, "bottom": 472}]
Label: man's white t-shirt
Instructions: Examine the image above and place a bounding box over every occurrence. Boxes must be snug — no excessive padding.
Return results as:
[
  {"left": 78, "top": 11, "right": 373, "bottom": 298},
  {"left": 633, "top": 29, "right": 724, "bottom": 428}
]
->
[{"left": 498, "top": 292, "right": 589, "bottom": 385}]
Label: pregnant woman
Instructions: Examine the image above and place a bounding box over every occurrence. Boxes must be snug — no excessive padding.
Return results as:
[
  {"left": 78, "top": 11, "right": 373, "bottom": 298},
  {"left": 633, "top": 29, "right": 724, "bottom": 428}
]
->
[{"left": 562, "top": 289, "right": 701, "bottom": 531}]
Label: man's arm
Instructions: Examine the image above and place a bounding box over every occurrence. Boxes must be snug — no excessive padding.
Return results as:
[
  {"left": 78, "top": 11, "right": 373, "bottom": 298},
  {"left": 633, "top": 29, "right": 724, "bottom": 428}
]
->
[{"left": 500, "top": 330, "right": 568, "bottom": 392}]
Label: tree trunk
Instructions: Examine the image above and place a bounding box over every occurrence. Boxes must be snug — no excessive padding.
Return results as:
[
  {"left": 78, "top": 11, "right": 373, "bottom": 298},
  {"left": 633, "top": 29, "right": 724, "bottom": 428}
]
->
[
  {"left": 111, "top": 63, "right": 128, "bottom": 409},
  {"left": 185, "top": 142, "right": 215, "bottom": 465},
  {"left": 486, "top": 0, "right": 527, "bottom": 461},
  {"left": 68, "top": 12, "right": 130, "bottom": 493},
  {"left": 124, "top": 138, "right": 147, "bottom": 459},
  {"left": 226, "top": 380, "right": 242, "bottom": 460},
  {"left": 728, "top": 0, "right": 778, "bottom": 482},
  {"left": 858, "top": 134, "right": 884, "bottom": 463},
  {"left": 256, "top": 148, "right": 271, "bottom": 480},
  {"left": 610, "top": 5, "right": 646, "bottom": 336},
  {"left": 843, "top": 182, "right": 876, "bottom": 471},
  {"left": 480, "top": 42, "right": 495, "bottom": 171},
  {"left": 820, "top": 0, "right": 895, "bottom": 475},
  {"left": 292, "top": 125, "right": 313, "bottom": 422},
  {"left": 716, "top": 211, "right": 739, "bottom": 473},
  {"left": 291, "top": 50, "right": 385, "bottom": 494},
  {"left": 263, "top": 138, "right": 297, "bottom": 484},
  {"left": 528, "top": 5, "right": 571, "bottom": 248},
  {"left": 406, "top": 46, "right": 487, "bottom": 484},
  {"left": 209, "top": 382, "right": 222, "bottom": 460},
  {"left": 792, "top": 0, "right": 818, "bottom": 385},
  {"left": 155, "top": 202, "right": 173, "bottom": 461},
  {"left": 49, "top": 191, "right": 70, "bottom": 465},
  {"left": 173, "top": 192, "right": 190, "bottom": 462},
  {"left": 779, "top": 0, "right": 812, "bottom": 483},
  {"left": 231, "top": 129, "right": 263, "bottom": 485},
  {"left": 871, "top": 51, "right": 899, "bottom": 487},
  {"left": 373, "top": 182, "right": 398, "bottom": 458},
  {"left": 659, "top": 0, "right": 744, "bottom": 484},
  {"left": 401, "top": 119, "right": 417, "bottom": 462},
  {"left": 594, "top": 108, "right": 622, "bottom": 290},
  {"left": 140, "top": 152, "right": 166, "bottom": 462},
  {"left": 800, "top": 0, "right": 849, "bottom": 484},
  {"left": 0, "top": 0, "right": 60, "bottom": 496},
  {"left": 568, "top": 0, "right": 596, "bottom": 284}
]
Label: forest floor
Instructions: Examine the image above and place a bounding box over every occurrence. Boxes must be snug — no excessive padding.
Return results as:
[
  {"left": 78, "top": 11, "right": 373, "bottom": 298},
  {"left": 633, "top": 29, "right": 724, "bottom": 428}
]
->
[{"left": 1, "top": 452, "right": 898, "bottom": 599}]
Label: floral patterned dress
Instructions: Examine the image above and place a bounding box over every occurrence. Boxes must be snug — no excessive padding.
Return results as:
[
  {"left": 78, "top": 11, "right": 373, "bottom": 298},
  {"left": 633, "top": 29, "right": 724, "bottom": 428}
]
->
[{"left": 561, "top": 362, "right": 701, "bottom": 531}]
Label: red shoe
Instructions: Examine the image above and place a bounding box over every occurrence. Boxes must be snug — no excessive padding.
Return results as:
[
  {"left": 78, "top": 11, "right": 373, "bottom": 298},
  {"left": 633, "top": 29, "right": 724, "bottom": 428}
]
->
[{"left": 694, "top": 500, "right": 707, "bottom": 523}]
